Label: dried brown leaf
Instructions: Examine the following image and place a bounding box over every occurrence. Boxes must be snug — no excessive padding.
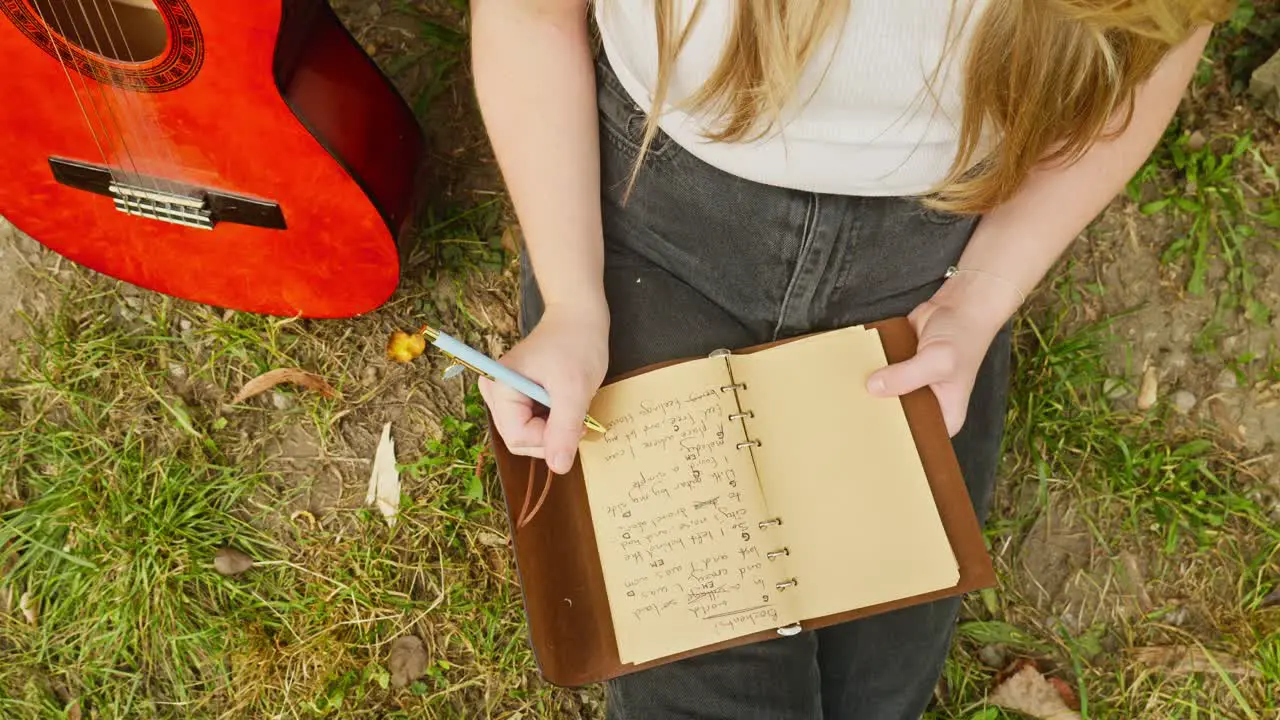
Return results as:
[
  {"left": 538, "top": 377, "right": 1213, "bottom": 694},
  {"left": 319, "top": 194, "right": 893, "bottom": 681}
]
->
[
  {"left": 213, "top": 547, "right": 255, "bottom": 577},
  {"left": 1261, "top": 586, "right": 1280, "bottom": 609},
  {"left": 66, "top": 701, "right": 82, "bottom": 720},
  {"left": 388, "top": 635, "right": 429, "bottom": 688},
  {"left": 231, "top": 368, "right": 337, "bottom": 405},
  {"left": 1132, "top": 645, "right": 1258, "bottom": 678},
  {"left": 989, "top": 664, "right": 1082, "bottom": 720},
  {"left": 478, "top": 531, "right": 508, "bottom": 548}
]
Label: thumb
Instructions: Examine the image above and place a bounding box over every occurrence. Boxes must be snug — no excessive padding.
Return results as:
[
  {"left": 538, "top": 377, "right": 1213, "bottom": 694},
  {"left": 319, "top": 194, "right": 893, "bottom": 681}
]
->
[
  {"left": 867, "top": 343, "right": 954, "bottom": 398},
  {"left": 542, "top": 385, "right": 590, "bottom": 474}
]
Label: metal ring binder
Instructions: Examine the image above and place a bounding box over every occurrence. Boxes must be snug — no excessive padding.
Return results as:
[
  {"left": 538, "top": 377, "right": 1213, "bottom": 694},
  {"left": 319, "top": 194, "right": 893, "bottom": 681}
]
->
[{"left": 708, "top": 348, "right": 798, "bottom": 626}]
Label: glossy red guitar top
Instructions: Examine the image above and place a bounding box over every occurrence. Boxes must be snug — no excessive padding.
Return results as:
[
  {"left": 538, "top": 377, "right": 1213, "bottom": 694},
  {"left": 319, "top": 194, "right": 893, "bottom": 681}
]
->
[{"left": 0, "top": 0, "right": 423, "bottom": 318}]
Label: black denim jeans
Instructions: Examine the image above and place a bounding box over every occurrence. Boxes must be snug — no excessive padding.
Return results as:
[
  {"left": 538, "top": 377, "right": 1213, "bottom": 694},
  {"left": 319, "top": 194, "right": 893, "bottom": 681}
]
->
[{"left": 518, "top": 58, "right": 1012, "bottom": 720}]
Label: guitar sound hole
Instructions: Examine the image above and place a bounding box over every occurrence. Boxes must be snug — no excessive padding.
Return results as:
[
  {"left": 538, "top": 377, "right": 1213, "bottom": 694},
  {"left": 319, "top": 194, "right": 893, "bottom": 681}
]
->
[{"left": 30, "top": 0, "right": 166, "bottom": 63}]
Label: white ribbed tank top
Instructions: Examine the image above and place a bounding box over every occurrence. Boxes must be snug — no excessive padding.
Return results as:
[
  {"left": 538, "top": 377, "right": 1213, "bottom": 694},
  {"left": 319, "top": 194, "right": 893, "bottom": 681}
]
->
[{"left": 595, "top": 0, "right": 991, "bottom": 196}]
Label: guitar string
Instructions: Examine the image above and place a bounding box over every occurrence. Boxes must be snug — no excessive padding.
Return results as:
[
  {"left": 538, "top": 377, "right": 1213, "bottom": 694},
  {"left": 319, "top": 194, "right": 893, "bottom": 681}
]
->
[
  {"left": 69, "top": 0, "right": 156, "bottom": 193},
  {"left": 87, "top": 0, "right": 185, "bottom": 212},
  {"left": 44, "top": 0, "right": 143, "bottom": 188},
  {"left": 99, "top": 0, "right": 188, "bottom": 205},
  {"left": 33, "top": 1, "right": 110, "bottom": 170},
  {"left": 63, "top": 0, "right": 150, "bottom": 190}
]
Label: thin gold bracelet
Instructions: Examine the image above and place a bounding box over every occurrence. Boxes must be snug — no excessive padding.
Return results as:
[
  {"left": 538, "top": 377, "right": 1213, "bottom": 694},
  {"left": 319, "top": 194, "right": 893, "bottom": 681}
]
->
[{"left": 944, "top": 265, "right": 1027, "bottom": 305}]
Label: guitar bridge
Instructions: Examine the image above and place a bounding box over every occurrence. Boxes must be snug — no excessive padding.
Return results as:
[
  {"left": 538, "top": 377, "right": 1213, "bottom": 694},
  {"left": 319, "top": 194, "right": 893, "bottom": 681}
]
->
[
  {"left": 49, "top": 157, "right": 287, "bottom": 232},
  {"left": 109, "top": 183, "right": 215, "bottom": 230}
]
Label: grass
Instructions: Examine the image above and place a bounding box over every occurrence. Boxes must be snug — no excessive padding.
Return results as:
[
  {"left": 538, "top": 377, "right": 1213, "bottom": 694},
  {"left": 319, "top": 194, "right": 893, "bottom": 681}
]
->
[
  {"left": 1127, "top": 124, "right": 1280, "bottom": 335},
  {"left": 4, "top": 2, "right": 1280, "bottom": 718},
  {"left": 923, "top": 291, "right": 1280, "bottom": 719},
  {"left": 0, "top": 203, "right": 563, "bottom": 717}
]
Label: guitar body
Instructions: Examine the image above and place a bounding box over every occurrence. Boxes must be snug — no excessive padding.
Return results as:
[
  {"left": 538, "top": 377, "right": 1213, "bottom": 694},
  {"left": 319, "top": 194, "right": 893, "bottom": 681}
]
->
[{"left": 0, "top": 0, "right": 423, "bottom": 318}]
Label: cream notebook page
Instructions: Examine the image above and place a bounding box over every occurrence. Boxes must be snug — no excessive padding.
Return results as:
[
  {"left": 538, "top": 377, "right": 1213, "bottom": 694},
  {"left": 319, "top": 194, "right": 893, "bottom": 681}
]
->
[
  {"left": 577, "top": 358, "right": 801, "bottom": 665},
  {"left": 731, "top": 327, "right": 959, "bottom": 620}
]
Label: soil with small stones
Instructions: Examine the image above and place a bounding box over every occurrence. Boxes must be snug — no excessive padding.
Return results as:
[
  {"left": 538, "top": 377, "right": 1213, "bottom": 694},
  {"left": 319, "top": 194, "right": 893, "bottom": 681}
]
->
[{"left": 2, "top": 2, "right": 1279, "bottom": 715}]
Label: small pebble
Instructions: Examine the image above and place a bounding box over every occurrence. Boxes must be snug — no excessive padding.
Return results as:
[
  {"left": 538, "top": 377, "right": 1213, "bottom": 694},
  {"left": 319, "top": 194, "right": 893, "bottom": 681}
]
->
[
  {"left": 1171, "top": 390, "right": 1197, "bottom": 415},
  {"left": 978, "top": 644, "right": 1007, "bottom": 669},
  {"left": 1164, "top": 350, "right": 1189, "bottom": 372},
  {"left": 1215, "top": 368, "right": 1239, "bottom": 390},
  {"left": 271, "top": 391, "right": 294, "bottom": 411}
]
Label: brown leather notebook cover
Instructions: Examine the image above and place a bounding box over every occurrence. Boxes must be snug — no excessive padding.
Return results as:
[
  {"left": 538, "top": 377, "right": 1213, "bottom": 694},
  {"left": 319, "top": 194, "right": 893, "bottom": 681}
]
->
[{"left": 488, "top": 317, "right": 996, "bottom": 687}]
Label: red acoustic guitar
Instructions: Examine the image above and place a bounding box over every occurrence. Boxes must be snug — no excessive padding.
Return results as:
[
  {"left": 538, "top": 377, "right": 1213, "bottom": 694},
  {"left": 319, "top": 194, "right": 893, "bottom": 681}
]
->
[{"left": 0, "top": 0, "right": 423, "bottom": 318}]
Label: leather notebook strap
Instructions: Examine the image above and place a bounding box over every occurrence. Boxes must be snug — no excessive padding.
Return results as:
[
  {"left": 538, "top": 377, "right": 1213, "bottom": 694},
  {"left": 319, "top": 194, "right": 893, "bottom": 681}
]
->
[{"left": 515, "top": 460, "right": 554, "bottom": 529}]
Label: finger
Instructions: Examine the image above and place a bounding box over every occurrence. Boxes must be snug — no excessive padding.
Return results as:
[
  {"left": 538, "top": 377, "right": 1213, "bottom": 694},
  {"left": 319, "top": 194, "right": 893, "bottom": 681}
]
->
[
  {"left": 933, "top": 382, "right": 970, "bottom": 437},
  {"left": 542, "top": 384, "right": 591, "bottom": 474},
  {"left": 866, "top": 343, "right": 955, "bottom": 397},
  {"left": 486, "top": 384, "right": 548, "bottom": 451}
]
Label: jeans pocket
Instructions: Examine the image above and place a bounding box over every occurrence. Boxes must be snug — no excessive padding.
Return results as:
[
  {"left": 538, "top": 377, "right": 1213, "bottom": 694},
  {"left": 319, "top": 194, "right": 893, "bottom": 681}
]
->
[{"left": 595, "top": 58, "right": 673, "bottom": 162}]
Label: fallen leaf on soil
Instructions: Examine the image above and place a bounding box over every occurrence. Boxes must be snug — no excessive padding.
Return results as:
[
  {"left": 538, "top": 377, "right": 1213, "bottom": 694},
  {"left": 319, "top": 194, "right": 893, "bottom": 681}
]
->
[
  {"left": 386, "top": 330, "right": 427, "bottom": 363},
  {"left": 1132, "top": 645, "right": 1259, "bottom": 678},
  {"left": 388, "top": 635, "right": 429, "bottom": 688},
  {"left": 366, "top": 422, "right": 400, "bottom": 527},
  {"left": 66, "top": 700, "right": 81, "bottom": 720},
  {"left": 213, "top": 548, "right": 255, "bottom": 576},
  {"left": 19, "top": 591, "right": 37, "bottom": 626},
  {"left": 989, "top": 664, "right": 1081, "bottom": 720},
  {"left": 230, "top": 368, "right": 337, "bottom": 404},
  {"left": 1136, "top": 365, "right": 1158, "bottom": 411}
]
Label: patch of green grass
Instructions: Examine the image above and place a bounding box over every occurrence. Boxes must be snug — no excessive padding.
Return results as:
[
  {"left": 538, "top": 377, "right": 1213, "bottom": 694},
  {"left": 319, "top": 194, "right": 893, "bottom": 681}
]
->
[
  {"left": 1196, "top": 0, "right": 1280, "bottom": 94},
  {"left": 1010, "top": 297, "right": 1277, "bottom": 552},
  {"left": 1131, "top": 128, "right": 1279, "bottom": 327},
  {"left": 409, "top": 198, "right": 510, "bottom": 277},
  {"left": 0, "top": 225, "right": 569, "bottom": 717},
  {"left": 928, "top": 291, "right": 1280, "bottom": 718}
]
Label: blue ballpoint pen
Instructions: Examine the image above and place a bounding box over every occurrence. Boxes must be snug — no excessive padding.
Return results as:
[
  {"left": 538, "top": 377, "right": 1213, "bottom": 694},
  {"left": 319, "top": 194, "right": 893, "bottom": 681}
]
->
[{"left": 418, "top": 324, "right": 607, "bottom": 434}]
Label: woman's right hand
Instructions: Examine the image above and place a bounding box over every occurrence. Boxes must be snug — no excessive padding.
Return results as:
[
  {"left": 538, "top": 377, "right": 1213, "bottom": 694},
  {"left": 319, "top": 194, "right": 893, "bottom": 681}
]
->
[{"left": 479, "top": 301, "right": 610, "bottom": 474}]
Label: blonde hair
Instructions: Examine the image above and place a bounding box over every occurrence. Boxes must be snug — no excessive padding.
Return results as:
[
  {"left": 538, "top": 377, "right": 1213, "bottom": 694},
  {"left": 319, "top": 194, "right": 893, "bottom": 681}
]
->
[{"left": 627, "top": 0, "right": 1233, "bottom": 214}]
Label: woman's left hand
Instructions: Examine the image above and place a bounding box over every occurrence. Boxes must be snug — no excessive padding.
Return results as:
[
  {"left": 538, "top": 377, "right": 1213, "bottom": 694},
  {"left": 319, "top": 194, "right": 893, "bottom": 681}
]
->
[{"left": 865, "top": 277, "right": 1016, "bottom": 436}]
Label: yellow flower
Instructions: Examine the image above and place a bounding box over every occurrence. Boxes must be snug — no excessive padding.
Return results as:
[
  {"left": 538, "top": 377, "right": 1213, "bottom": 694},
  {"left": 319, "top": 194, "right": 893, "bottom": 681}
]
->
[{"left": 386, "top": 330, "right": 426, "bottom": 363}]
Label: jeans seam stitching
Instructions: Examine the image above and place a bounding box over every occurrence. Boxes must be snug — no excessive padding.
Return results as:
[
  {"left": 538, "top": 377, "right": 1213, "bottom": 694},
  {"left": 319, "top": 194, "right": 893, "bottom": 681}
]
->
[{"left": 774, "top": 193, "right": 820, "bottom": 340}]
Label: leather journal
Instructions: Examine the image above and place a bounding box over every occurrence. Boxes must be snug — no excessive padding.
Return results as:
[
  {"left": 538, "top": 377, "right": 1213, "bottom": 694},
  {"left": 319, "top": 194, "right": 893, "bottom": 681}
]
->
[{"left": 488, "top": 317, "right": 996, "bottom": 687}]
